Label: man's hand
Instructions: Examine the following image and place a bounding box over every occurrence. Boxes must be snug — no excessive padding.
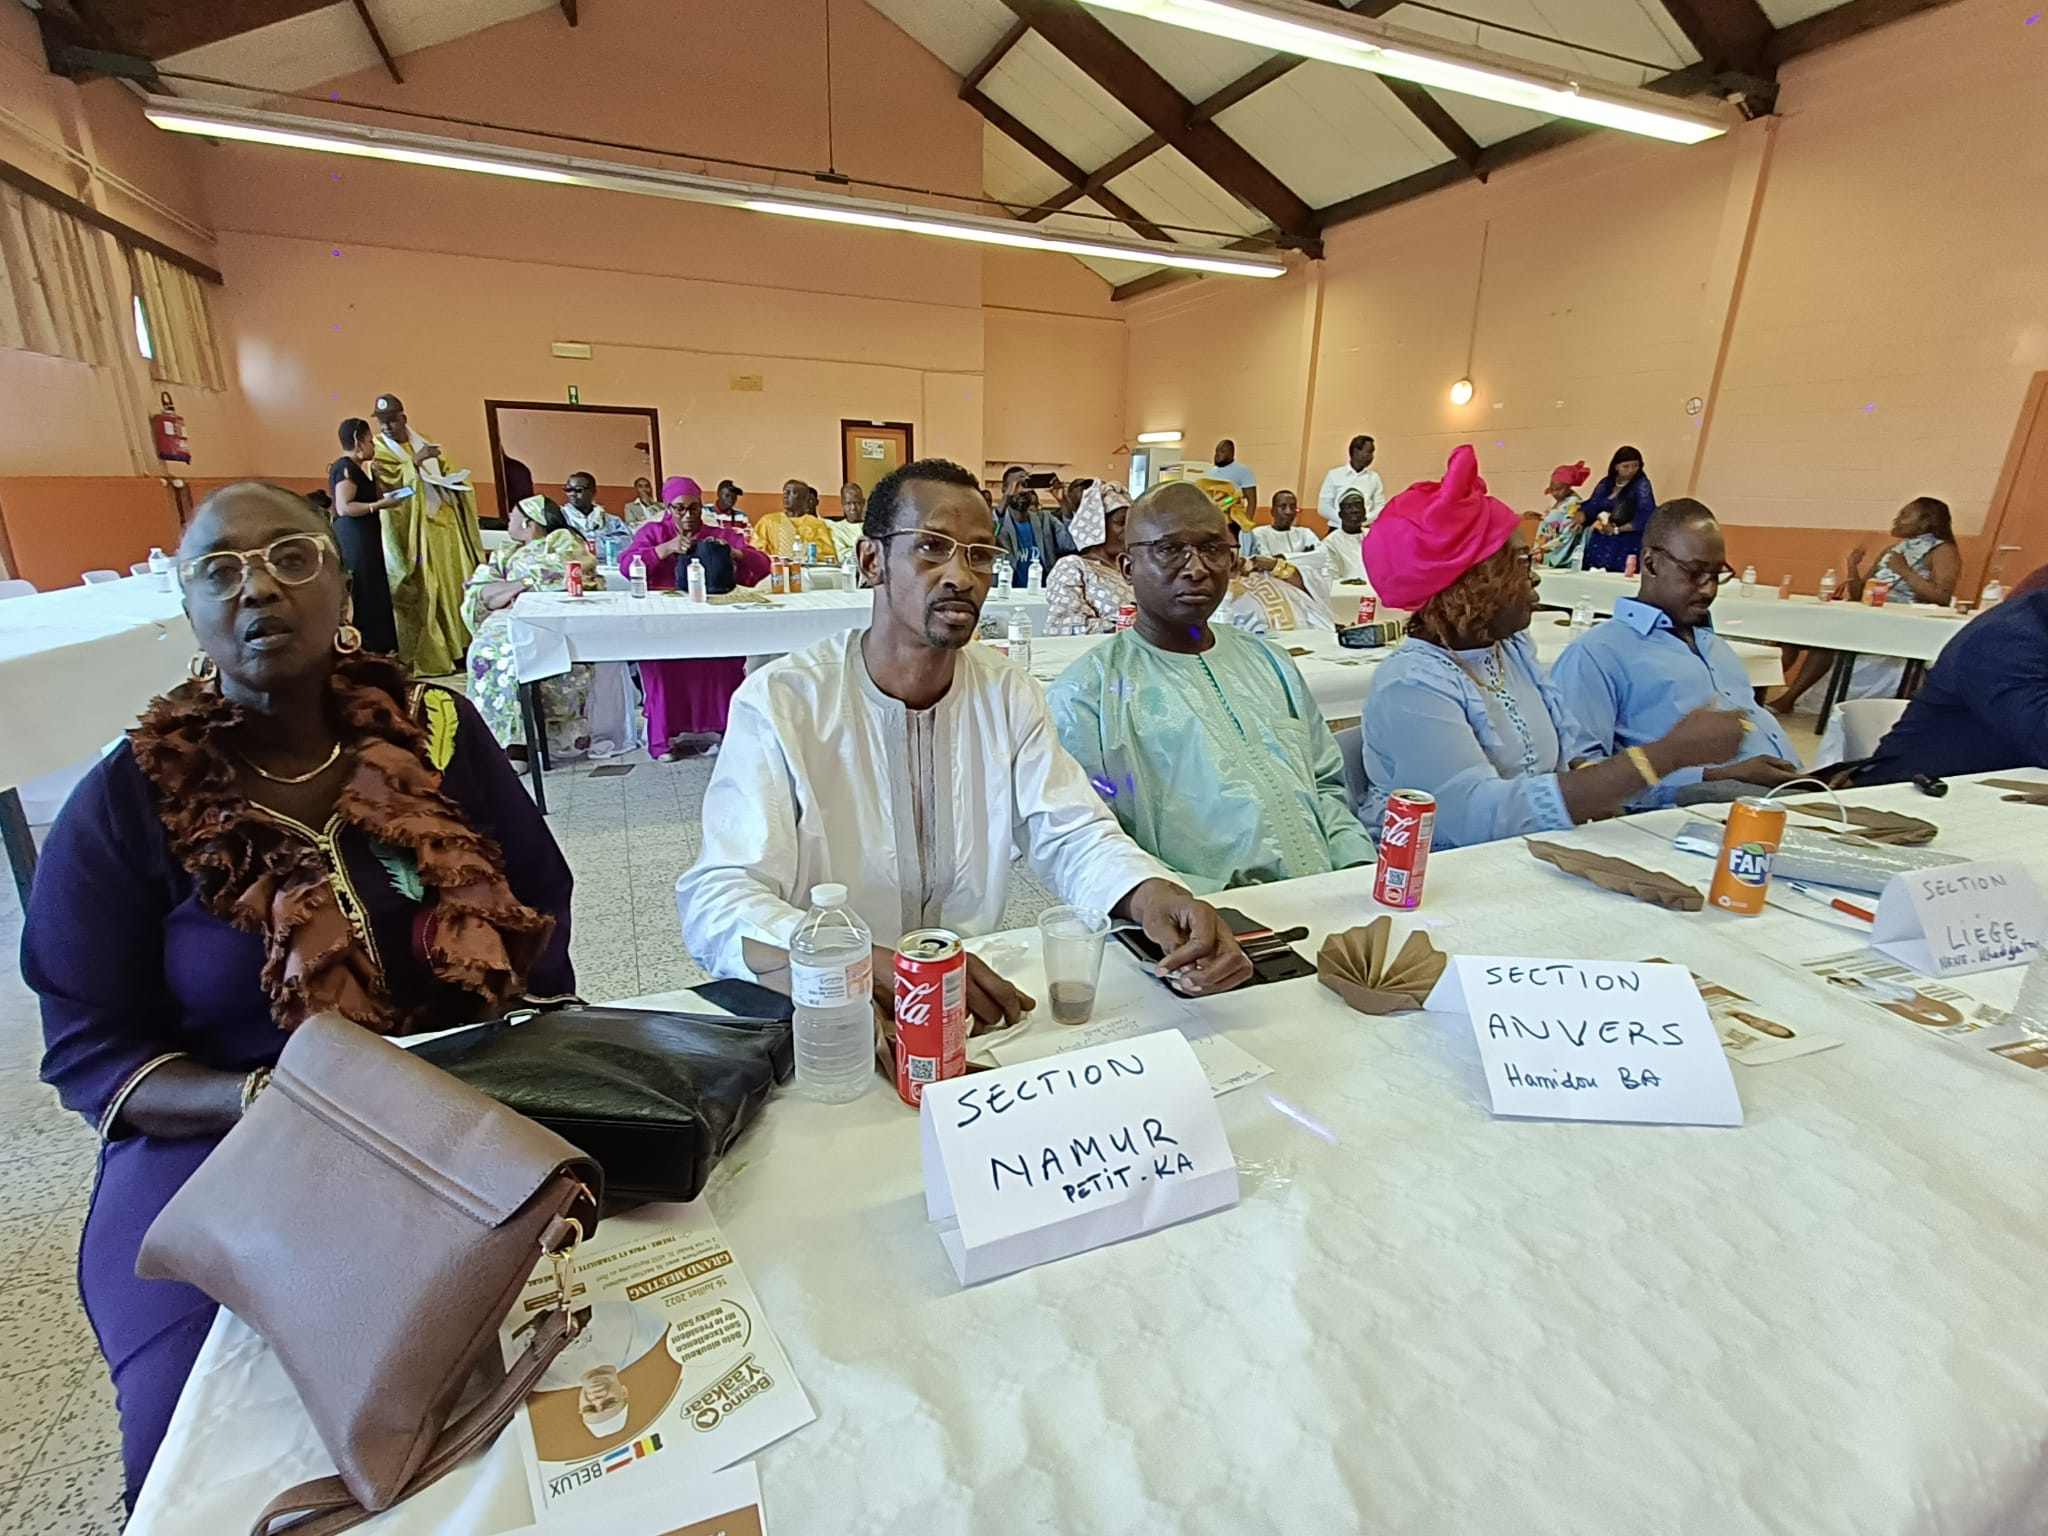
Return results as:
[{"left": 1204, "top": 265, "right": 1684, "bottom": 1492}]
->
[
  {"left": 965, "top": 952, "right": 1033, "bottom": 1035},
  {"left": 417, "top": 442, "right": 442, "bottom": 461},
  {"left": 1120, "top": 879, "right": 1254, "bottom": 996},
  {"left": 1705, "top": 755, "right": 1806, "bottom": 787}
]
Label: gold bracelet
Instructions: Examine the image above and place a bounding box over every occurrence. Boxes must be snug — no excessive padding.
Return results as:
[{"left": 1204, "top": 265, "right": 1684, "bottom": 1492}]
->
[{"left": 1626, "top": 746, "right": 1662, "bottom": 788}]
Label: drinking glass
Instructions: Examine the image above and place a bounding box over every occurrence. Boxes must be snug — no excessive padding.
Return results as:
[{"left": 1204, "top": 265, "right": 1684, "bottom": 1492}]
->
[{"left": 1038, "top": 906, "right": 1111, "bottom": 1025}]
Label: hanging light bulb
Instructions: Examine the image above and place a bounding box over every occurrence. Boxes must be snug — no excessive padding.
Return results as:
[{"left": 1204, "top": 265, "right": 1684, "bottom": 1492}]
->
[{"left": 1449, "top": 378, "right": 1475, "bottom": 406}]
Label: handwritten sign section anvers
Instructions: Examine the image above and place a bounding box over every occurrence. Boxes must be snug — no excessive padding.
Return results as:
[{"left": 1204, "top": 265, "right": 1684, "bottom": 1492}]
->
[
  {"left": 919, "top": 1029, "right": 1239, "bottom": 1285},
  {"left": 1871, "top": 860, "right": 2045, "bottom": 978},
  {"left": 1426, "top": 958, "right": 1742, "bottom": 1127}
]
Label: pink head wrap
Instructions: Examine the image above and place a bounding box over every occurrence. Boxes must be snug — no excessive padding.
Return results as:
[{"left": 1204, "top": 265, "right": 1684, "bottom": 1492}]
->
[
  {"left": 661, "top": 475, "right": 702, "bottom": 502},
  {"left": 1361, "top": 445, "right": 1519, "bottom": 610},
  {"left": 1551, "top": 461, "right": 1590, "bottom": 490}
]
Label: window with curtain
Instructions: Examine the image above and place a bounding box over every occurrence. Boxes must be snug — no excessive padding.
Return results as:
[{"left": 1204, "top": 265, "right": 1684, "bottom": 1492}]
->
[
  {"left": 129, "top": 246, "right": 224, "bottom": 391},
  {"left": 0, "top": 182, "right": 113, "bottom": 366}
]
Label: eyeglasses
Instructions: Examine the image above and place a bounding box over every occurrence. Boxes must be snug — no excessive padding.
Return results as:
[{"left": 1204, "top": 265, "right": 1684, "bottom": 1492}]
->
[
  {"left": 1648, "top": 548, "right": 1736, "bottom": 586},
  {"left": 882, "top": 528, "right": 1006, "bottom": 575},
  {"left": 180, "top": 534, "right": 329, "bottom": 601},
  {"left": 1126, "top": 537, "right": 1240, "bottom": 571}
]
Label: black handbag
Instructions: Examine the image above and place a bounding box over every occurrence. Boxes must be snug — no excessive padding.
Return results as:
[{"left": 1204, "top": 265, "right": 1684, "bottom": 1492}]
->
[{"left": 407, "top": 985, "right": 793, "bottom": 1206}]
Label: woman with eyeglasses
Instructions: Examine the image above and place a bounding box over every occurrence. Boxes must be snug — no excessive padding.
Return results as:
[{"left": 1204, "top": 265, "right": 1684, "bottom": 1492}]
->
[
  {"left": 21, "top": 482, "right": 575, "bottom": 1505},
  {"left": 463, "top": 494, "right": 605, "bottom": 756},
  {"left": 620, "top": 476, "right": 772, "bottom": 760},
  {"left": 1358, "top": 448, "right": 1746, "bottom": 850}
]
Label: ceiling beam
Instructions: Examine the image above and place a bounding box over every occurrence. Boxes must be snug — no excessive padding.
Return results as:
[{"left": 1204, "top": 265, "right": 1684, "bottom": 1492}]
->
[
  {"left": 994, "top": 0, "right": 1319, "bottom": 240},
  {"left": 1656, "top": 0, "right": 1774, "bottom": 75},
  {"left": 1765, "top": 0, "right": 1962, "bottom": 64},
  {"left": 1378, "top": 78, "right": 1484, "bottom": 174},
  {"left": 962, "top": 17, "right": 1030, "bottom": 94},
  {"left": 964, "top": 88, "right": 1175, "bottom": 244},
  {"left": 1111, "top": 234, "right": 1282, "bottom": 302},
  {"left": 348, "top": 0, "right": 403, "bottom": 85}
]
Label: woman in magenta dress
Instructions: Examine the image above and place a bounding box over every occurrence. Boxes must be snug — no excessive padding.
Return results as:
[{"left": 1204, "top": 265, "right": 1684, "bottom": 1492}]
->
[
  {"left": 22, "top": 483, "right": 575, "bottom": 1504},
  {"left": 621, "top": 476, "right": 771, "bottom": 760}
]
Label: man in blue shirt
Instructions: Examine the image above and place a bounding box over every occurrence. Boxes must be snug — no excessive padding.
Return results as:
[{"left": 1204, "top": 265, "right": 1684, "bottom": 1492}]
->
[
  {"left": 1853, "top": 588, "right": 2048, "bottom": 782},
  {"left": 1552, "top": 498, "right": 1804, "bottom": 808},
  {"left": 994, "top": 466, "right": 1073, "bottom": 586}
]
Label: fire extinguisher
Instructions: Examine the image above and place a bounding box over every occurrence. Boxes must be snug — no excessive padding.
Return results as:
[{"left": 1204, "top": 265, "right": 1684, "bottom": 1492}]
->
[{"left": 150, "top": 392, "right": 191, "bottom": 463}]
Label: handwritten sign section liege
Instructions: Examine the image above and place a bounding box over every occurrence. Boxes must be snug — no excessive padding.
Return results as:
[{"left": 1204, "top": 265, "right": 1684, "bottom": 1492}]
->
[
  {"left": 1871, "top": 860, "right": 2046, "bottom": 978},
  {"left": 919, "top": 1029, "right": 1239, "bottom": 1285},
  {"left": 1425, "top": 958, "right": 1742, "bottom": 1127}
]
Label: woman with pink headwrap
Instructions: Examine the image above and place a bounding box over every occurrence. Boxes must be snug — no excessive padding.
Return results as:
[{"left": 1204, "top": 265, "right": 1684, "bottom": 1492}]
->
[
  {"left": 1357, "top": 446, "right": 1744, "bottom": 849},
  {"left": 1533, "top": 461, "right": 1591, "bottom": 569},
  {"left": 621, "top": 476, "right": 772, "bottom": 759}
]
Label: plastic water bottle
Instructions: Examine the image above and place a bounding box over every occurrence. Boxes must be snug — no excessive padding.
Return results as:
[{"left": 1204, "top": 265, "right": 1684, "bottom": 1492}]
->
[
  {"left": 1981, "top": 579, "right": 2006, "bottom": 608},
  {"left": 686, "top": 556, "right": 707, "bottom": 603},
  {"left": 1740, "top": 564, "right": 1757, "bottom": 597},
  {"left": 627, "top": 553, "right": 648, "bottom": 600},
  {"left": 147, "top": 546, "right": 172, "bottom": 591},
  {"left": 992, "top": 558, "right": 1012, "bottom": 594},
  {"left": 1007, "top": 612, "right": 1032, "bottom": 672},
  {"left": 1818, "top": 567, "right": 1838, "bottom": 602},
  {"left": 1026, "top": 555, "right": 1044, "bottom": 591},
  {"left": 790, "top": 884, "right": 874, "bottom": 1103}
]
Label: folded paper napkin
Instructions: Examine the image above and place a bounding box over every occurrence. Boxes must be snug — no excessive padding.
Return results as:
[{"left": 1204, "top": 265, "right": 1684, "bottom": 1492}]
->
[
  {"left": 1527, "top": 839, "right": 1705, "bottom": 912},
  {"left": 1983, "top": 779, "right": 2048, "bottom": 807},
  {"left": 1317, "top": 916, "right": 1448, "bottom": 1015},
  {"left": 1787, "top": 801, "right": 1938, "bottom": 845}
]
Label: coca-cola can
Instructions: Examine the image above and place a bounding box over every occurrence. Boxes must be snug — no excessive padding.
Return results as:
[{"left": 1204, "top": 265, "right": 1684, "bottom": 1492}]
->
[
  {"left": 565, "top": 561, "right": 584, "bottom": 598},
  {"left": 1116, "top": 604, "right": 1137, "bottom": 632},
  {"left": 894, "top": 929, "right": 967, "bottom": 1107},
  {"left": 1355, "top": 594, "right": 1378, "bottom": 624},
  {"left": 1374, "top": 790, "right": 1436, "bottom": 909}
]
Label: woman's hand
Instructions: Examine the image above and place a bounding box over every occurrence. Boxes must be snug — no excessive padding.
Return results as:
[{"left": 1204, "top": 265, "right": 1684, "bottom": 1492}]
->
[
  {"left": 479, "top": 579, "right": 529, "bottom": 612},
  {"left": 1649, "top": 706, "right": 1748, "bottom": 775},
  {"left": 1846, "top": 544, "right": 1869, "bottom": 576}
]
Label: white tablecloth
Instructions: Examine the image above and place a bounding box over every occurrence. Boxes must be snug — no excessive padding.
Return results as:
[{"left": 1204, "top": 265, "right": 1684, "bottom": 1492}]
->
[
  {"left": 130, "top": 772, "right": 2048, "bottom": 1536},
  {"left": 0, "top": 576, "right": 192, "bottom": 792},
  {"left": 507, "top": 588, "right": 1053, "bottom": 681},
  {"left": 1026, "top": 621, "right": 1782, "bottom": 727},
  {"left": 1537, "top": 568, "right": 1968, "bottom": 662}
]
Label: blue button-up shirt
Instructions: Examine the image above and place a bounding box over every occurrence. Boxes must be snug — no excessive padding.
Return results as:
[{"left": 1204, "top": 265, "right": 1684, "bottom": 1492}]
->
[{"left": 1550, "top": 596, "right": 1799, "bottom": 808}]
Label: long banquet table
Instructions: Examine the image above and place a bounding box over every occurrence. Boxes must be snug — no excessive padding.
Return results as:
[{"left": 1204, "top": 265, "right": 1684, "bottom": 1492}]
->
[
  {"left": 128, "top": 770, "right": 2048, "bottom": 1536},
  {"left": 0, "top": 575, "right": 192, "bottom": 897}
]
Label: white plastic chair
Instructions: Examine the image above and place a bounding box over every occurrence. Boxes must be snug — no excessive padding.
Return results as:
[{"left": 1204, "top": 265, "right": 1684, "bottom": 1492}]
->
[
  {"left": 1334, "top": 724, "right": 1369, "bottom": 817},
  {"left": 80, "top": 569, "right": 121, "bottom": 585},
  {"left": 0, "top": 578, "right": 36, "bottom": 600},
  {"left": 1818, "top": 697, "right": 1911, "bottom": 765},
  {"left": 130, "top": 562, "right": 153, "bottom": 577}
]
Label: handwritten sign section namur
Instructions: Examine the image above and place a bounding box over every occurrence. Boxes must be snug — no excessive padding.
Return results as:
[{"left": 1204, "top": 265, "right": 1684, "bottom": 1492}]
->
[
  {"left": 1871, "top": 860, "right": 2046, "bottom": 978},
  {"left": 919, "top": 1029, "right": 1239, "bottom": 1285},
  {"left": 1425, "top": 958, "right": 1742, "bottom": 1127}
]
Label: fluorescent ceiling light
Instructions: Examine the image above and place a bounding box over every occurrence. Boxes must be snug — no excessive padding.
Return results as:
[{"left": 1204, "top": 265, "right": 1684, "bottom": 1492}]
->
[
  {"left": 1080, "top": 0, "right": 1727, "bottom": 145},
  {"left": 144, "top": 99, "right": 1286, "bottom": 278},
  {"left": 1136, "top": 430, "right": 1184, "bottom": 444}
]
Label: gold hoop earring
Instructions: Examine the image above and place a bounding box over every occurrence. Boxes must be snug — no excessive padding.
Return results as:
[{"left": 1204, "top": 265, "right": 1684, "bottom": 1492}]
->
[
  {"left": 334, "top": 624, "right": 363, "bottom": 655},
  {"left": 188, "top": 652, "right": 218, "bottom": 683}
]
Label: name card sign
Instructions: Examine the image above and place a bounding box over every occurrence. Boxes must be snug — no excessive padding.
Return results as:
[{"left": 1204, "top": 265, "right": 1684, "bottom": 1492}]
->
[
  {"left": 1870, "top": 860, "right": 2046, "bottom": 978},
  {"left": 919, "top": 1029, "right": 1239, "bottom": 1286},
  {"left": 1424, "top": 957, "right": 1742, "bottom": 1127}
]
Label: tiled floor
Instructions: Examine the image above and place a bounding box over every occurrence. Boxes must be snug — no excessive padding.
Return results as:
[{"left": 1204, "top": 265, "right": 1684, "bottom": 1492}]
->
[{"left": 0, "top": 699, "right": 1821, "bottom": 1532}]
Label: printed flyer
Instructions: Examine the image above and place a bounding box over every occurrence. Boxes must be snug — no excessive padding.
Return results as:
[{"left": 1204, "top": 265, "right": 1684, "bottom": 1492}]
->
[
  {"left": 1798, "top": 948, "right": 2047, "bottom": 1074},
  {"left": 1643, "top": 959, "right": 1839, "bottom": 1066},
  {"left": 499, "top": 1200, "right": 814, "bottom": 1518}
]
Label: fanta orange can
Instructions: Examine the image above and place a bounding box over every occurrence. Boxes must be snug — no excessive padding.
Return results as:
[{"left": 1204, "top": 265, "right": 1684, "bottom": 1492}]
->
[{"left": 1708, "top": 796, "right": 1787, "bottom": 914}]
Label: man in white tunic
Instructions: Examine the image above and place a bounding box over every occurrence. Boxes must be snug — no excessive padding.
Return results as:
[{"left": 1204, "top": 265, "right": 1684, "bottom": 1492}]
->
[{"left": 677, "top": 457, "right": 1253, "bottom": 1028}]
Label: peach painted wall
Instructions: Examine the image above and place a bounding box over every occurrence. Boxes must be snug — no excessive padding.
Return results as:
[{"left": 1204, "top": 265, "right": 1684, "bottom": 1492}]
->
[
  {"left": 1124, "top": 0, "right": 2047, "bottom": 590},
  {"left": 983, "top": 247, "right": 1128, "bottom": 483},
  {"left": 495, "top": 408, "right": 658, "bottom": 496}
]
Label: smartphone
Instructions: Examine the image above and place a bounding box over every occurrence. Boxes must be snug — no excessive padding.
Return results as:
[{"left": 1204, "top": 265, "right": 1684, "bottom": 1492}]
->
[
  {"left": 1113, "top": 907, "right": 1313, "bottom": 988},
  {"left": 387, "top": 486, "right": 416, "bottom": 500}
]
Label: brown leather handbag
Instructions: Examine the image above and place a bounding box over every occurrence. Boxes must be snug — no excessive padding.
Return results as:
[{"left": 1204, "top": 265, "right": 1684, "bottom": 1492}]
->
[{"left": 137, "top": 1013, "right": 603, "bottom": 1536}]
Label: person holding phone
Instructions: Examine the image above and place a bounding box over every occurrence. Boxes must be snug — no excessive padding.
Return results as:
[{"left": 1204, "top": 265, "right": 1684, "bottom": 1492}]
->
[{"left": 326, "top": 417, "right": 401, "bottom": 654}]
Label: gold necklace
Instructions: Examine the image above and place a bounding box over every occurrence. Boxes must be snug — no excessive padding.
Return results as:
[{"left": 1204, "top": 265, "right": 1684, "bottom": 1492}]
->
[{"left": 239, "top": 741, "right": 342, "bottom": 784}]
